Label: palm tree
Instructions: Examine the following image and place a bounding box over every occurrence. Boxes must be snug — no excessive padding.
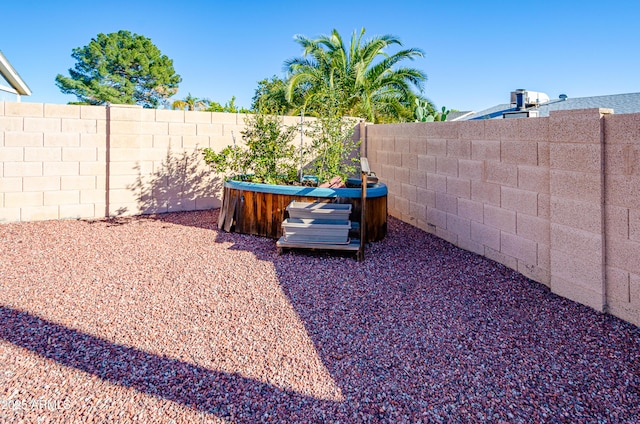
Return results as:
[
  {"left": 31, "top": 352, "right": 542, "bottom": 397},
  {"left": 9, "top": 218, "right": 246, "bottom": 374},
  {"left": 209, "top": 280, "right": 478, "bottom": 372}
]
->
[
  {"left": 171, "top": 93, "right": 208, "bottom": 111},
  {"left": 284, "top": 28, "right": 427, "bottom": 123}
]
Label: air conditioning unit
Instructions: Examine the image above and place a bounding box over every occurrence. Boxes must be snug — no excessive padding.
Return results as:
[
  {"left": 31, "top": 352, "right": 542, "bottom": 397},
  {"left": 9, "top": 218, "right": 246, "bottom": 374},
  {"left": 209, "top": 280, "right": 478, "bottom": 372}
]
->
[{"left": 510, "top": 90, "right": 550, "bottom": 107}]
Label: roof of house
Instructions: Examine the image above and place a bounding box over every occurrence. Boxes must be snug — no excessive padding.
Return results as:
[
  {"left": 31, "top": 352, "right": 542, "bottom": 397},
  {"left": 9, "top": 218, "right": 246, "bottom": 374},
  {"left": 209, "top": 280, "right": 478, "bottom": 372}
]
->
[
  {"left": 0, "top": 51, "right": 31, "bottom": 96},
  {"left": 446, "top": 111, "right": 474, "bottom": 121},
  {"left": 460, "top": 92, "right": 640, "bottom": 120}
]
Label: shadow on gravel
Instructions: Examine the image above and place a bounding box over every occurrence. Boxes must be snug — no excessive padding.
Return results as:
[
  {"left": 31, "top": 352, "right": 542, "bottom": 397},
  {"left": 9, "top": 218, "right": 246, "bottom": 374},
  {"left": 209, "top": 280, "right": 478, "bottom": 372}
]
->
[
  {"left": 2, "top": 213, "right": 639, "bottom": 422},
  {"left": 0, "top": 306, "right": 338, "bottom": 421},
  {"left": 212, "top": 216, "right": 640, "bottom": 422}
]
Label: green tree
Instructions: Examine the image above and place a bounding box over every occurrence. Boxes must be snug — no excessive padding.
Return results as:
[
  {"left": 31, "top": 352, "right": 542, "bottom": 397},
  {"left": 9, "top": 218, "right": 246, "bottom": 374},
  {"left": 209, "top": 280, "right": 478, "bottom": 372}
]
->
[
  {"left": 285, "top": 28, "right": 426, "bottom": 123},
  {"left": 171, "top": 93, "right": 208, "bottom": 111},
  {"left": 55, "top": 30, "right": 181, "bottom": 108},
  {"left": 251, "top": 75, "right": 303, "bottom": 114}
]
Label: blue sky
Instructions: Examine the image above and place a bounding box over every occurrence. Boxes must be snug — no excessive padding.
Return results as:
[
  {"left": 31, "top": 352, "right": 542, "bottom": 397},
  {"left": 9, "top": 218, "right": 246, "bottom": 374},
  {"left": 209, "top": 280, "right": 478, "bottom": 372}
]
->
[{"left": 2, "top": 1, "right": 638, "bottom": 112}]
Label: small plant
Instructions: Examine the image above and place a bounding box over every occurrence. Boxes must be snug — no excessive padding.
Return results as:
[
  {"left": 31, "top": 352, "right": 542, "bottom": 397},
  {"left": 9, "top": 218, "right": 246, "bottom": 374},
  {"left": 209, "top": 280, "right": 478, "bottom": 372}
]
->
[
  {"left": 202, "top": 111, "right": 298, "bottom": 184},
  {"left": 414, "top": 99, "right": 450, "bottom": 122},
  {"left": 305, "top": 115, "right": 360, "bottom": 184}
]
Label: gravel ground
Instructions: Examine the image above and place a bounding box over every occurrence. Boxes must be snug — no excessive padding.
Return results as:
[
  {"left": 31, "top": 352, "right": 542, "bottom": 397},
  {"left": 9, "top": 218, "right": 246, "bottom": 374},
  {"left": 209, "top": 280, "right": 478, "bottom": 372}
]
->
[{"left": 0, "top": 209, "right": 638, "bottom": 423}]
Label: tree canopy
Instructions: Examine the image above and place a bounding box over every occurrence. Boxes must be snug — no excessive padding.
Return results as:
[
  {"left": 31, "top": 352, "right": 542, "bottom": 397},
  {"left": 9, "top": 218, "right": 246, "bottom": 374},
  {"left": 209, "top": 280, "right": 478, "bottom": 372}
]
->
[
  {"left": 251, "top": 76, "right": 292, "bottom": 114},
  {"left": 205, "top": 96, "right": 251, "bottom": 113},
  {"left": 284, "top": 28, "right": 427, "bottom": 122},
  {"left": 55, "top": 30, "right": 181, "bottom": 108}
]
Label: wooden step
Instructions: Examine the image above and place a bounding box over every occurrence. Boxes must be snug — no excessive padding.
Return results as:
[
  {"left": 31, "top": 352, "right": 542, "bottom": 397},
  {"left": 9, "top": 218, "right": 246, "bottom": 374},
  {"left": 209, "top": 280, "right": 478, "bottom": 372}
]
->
[
  {"left": 276, "top": 237, "right": 361, "bottom": 251},
  {"left": 282, "top": 218, "right": 351, "bottom": 243},
  {"left": 286, "top": 201, "right": 352, "bottom": 220}
]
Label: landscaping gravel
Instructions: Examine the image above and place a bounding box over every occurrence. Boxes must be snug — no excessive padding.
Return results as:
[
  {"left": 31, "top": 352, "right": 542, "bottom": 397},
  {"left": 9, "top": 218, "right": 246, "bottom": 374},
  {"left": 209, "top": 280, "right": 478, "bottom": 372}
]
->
[{"left": 0, "top": 209, "right": 638, "bottom": 423}]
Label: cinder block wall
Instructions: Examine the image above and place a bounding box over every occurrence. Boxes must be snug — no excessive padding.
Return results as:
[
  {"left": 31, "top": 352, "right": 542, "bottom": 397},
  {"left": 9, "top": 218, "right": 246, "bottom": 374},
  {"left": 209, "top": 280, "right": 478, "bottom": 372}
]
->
[
  {"left": 104, "top": 104, "right": 232, "bottom": 216},
  {"left": 364, "top": 108, "right": 639, "bottom": 326},
  {"left": 603, "top": 112, "right": 640, "bottom": 325},
  {"left": 548, "top": 109, "right": 608, "bottom": 313},
  {"left": 103, "top": 107, "right": 305, "bottom": 217},
  {"left": 0, "top": 102, "right": 107, "bottom": 222},
  {"left": 0, "top": 102, "right": 307, "bottom": 222}
]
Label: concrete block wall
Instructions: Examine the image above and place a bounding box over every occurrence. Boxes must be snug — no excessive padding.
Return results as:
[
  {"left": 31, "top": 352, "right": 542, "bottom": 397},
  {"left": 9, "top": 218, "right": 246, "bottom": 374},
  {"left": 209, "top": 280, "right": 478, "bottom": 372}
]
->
[
  {"left": 1, "top": 103, "right": 313, "bottom": 222},
  {"left": 0, "top": 102, "right": 107, "bottom": 222},
  {"left": 603, "top": 112, "right": 640, "bottom": 325},
  {"left": 366, "top": 117, "right": 552, "bottom": 285},
  {"left": 1, "top": 103, "right": 292, "bottom": 222},
  {"left": 104, "top": 107, "right": 308, "bottom": 217},
  {"left": 105, "top": 104, "right": 232, "bottom": 216},
  {"left": 364, "top": 108, "right": 639, "bottom": 327},
  {"left": 548, "top": 109, "right": 609, "bottom": 311}
]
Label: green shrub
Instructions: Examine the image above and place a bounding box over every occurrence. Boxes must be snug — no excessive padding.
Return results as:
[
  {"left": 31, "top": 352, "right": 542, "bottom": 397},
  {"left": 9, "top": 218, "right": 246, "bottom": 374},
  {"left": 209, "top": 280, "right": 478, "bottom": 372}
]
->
[
  {"left": 203, "top": 106, "right": 361, "bottom": 185},
  {"left": 202, "top": 111, "right": 298, "bottom": 184},
  {"left": 304, "top": 115, "right": 360, "bottom": 184}
]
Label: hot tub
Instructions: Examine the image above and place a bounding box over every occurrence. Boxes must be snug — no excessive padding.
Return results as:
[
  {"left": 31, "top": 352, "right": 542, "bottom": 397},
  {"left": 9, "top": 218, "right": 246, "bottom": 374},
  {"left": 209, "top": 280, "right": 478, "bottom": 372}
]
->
[{"left": 218, "top": 179, "right": 388, "bottom": 242}]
